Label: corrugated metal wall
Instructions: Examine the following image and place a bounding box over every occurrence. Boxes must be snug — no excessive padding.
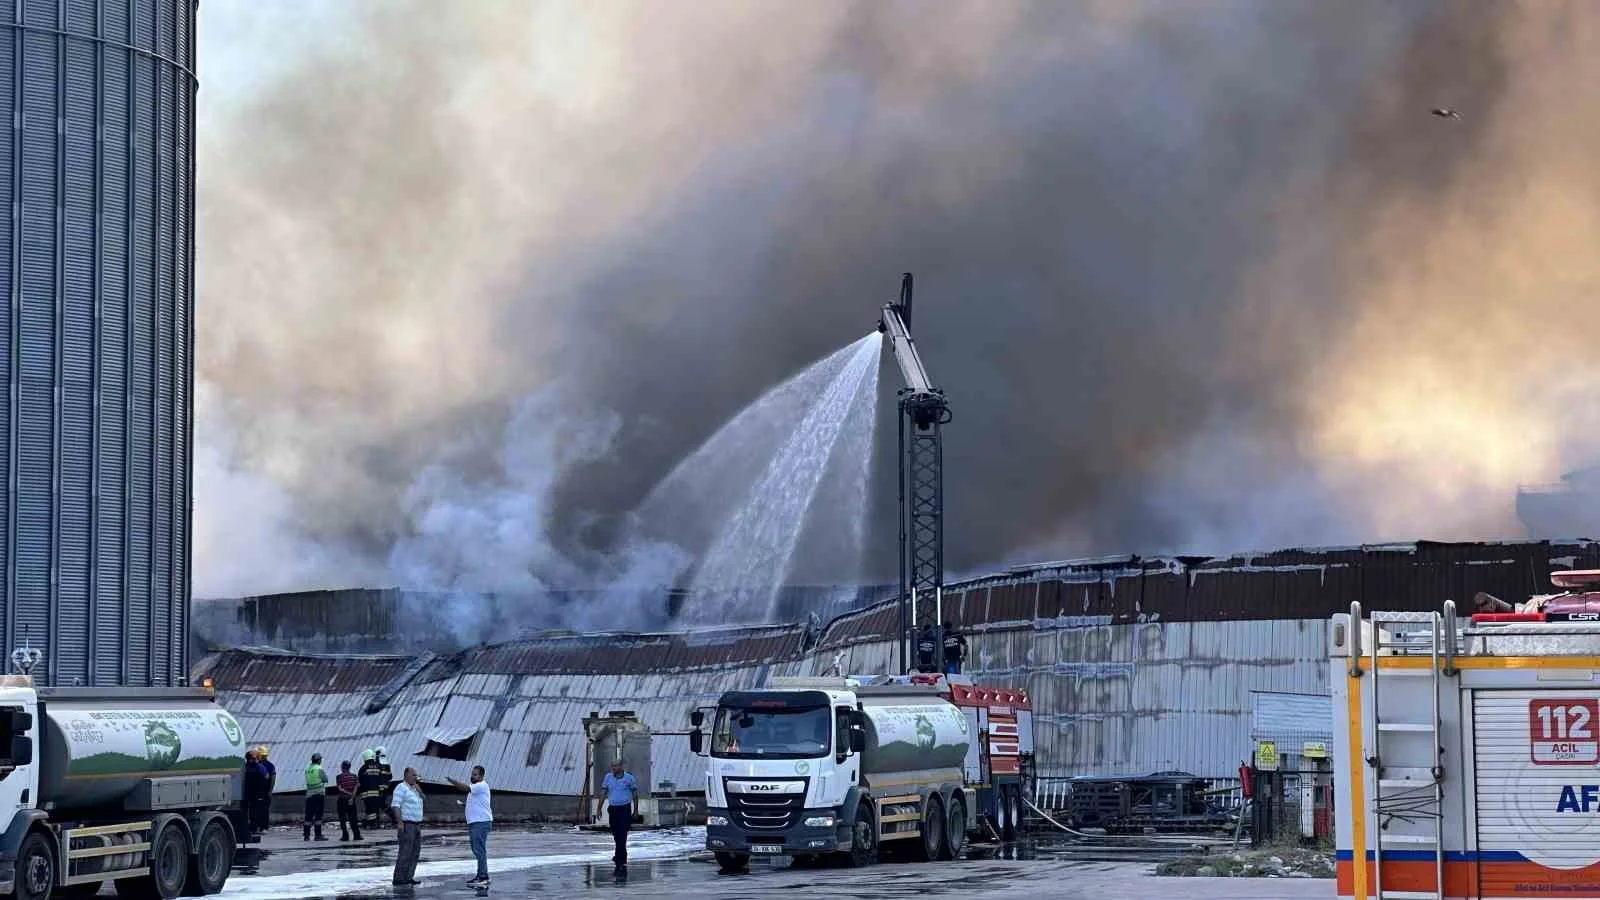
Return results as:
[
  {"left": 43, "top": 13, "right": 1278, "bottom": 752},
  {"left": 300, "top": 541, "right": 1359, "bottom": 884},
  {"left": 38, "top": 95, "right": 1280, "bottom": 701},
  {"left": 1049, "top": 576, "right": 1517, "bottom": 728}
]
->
[
  {"left": 803, "top": 618, "right": 1329, "bottom": 778},
  {"left": 216, "top": 616, "right": 1331, "bottom": 795},
  {"left": 0, "top": 0, "right": 195, "bottom": 686}
]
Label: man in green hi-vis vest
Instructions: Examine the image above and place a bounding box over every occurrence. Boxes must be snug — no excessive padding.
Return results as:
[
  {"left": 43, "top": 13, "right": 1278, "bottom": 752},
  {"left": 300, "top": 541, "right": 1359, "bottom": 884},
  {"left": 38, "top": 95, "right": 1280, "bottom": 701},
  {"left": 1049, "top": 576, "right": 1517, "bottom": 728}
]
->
[{"left": 304, "top": 753, "right": 330, "bottom": 841}]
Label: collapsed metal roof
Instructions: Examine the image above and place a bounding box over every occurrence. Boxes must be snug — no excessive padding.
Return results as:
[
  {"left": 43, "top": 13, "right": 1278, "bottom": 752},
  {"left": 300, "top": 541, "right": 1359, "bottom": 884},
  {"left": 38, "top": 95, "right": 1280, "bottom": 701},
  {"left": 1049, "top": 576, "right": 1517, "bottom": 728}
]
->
[{"left": 202, "top": 539, "right": 1600, "bottom": 797}]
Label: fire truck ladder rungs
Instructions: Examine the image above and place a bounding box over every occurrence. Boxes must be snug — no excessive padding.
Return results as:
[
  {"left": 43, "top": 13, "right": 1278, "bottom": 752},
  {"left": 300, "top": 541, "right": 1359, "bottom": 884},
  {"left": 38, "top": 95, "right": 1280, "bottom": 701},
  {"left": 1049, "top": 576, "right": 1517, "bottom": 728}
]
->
[{"left": 1364, "top": 608, "right": 1452, "bottom": 900}]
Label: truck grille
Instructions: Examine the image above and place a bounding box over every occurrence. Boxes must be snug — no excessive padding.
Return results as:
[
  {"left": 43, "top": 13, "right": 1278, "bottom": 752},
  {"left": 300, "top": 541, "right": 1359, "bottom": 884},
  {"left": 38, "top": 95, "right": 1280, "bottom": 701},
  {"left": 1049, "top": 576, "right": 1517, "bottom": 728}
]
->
[{"left": 723, "top": 777, "right": 807, "bottom": 832}]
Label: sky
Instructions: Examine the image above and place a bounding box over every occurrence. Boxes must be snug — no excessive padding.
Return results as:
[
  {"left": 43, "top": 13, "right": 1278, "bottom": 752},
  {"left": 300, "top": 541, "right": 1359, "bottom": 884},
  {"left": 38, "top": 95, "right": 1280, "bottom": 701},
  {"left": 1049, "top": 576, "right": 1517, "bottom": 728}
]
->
[{"left": 189, "top": 1, "right": 1600, "bottom": 626}]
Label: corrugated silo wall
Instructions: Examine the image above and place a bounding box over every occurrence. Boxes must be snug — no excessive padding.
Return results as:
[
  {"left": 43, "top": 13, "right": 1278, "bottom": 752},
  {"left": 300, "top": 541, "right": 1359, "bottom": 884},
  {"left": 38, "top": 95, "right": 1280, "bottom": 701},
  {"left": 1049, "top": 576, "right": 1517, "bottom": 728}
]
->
[{"left": 0, "top": 0, "right": 195, "bottom": 686}]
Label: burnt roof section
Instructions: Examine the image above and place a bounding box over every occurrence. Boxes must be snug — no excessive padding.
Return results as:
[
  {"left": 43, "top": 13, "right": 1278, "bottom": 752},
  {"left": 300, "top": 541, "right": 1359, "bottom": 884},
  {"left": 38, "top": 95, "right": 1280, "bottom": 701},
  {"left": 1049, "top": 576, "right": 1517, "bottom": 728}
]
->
[
  {"left": 194, "top": 539, "right": 1600, "bottom": 691},
  {"left": 194, "top": 647, "right": 414, "bottom": 694},
  {"left": 415, "top": 624, "right": 807, "bottom": 682},
  {"left": 815, "top": 539, "right": 1600, "bottom": 648}
]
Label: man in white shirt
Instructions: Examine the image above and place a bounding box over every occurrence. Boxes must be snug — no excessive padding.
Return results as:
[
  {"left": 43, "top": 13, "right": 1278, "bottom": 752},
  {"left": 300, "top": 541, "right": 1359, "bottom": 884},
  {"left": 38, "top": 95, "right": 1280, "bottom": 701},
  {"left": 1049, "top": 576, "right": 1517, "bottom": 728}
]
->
[
  {"left": 447, "top": 766, "right": 493, "bottom": 887},
  {"left": 388, "top": 768, "right": 425, "bottom": 887}
]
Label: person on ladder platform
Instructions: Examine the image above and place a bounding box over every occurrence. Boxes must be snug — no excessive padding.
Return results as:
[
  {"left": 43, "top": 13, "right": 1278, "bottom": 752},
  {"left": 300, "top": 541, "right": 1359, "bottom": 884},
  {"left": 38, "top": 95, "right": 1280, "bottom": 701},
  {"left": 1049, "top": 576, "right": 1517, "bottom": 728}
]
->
[
  {"left": 942, "top": 621, "right": 967, "bottom": 675},
  {"left": 916, "top": 623, "right": 939, "bottom": 672}
]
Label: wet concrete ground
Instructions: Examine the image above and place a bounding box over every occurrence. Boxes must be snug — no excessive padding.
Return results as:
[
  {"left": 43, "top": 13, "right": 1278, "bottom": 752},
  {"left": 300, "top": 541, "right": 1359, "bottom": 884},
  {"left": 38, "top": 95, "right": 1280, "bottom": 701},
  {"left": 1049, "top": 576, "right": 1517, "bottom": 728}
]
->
[{"left": 198, "top": 825, "right": 1333, "bottom": 899}]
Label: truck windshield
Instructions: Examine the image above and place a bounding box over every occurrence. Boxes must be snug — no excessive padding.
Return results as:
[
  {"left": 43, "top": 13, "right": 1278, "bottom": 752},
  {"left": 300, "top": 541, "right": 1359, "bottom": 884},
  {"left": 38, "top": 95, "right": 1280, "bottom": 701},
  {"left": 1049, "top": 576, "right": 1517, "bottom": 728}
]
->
[{"left": 711, "top": 705, "right": 831, "bottom": 759}]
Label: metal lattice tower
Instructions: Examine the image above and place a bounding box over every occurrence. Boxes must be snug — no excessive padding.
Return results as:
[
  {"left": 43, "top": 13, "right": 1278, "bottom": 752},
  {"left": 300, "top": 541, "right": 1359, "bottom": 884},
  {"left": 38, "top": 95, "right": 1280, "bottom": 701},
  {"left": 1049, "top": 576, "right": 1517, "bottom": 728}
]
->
[{"left": 879, "top": 274, "right": 951, "bottom": 674}]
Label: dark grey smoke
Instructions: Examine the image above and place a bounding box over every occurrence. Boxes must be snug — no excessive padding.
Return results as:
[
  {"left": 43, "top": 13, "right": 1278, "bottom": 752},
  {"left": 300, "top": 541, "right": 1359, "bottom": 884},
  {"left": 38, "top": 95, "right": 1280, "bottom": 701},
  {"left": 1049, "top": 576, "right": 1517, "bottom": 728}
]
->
[{"left": 196, "top": 0, "right": 1590, "bottom": 612}]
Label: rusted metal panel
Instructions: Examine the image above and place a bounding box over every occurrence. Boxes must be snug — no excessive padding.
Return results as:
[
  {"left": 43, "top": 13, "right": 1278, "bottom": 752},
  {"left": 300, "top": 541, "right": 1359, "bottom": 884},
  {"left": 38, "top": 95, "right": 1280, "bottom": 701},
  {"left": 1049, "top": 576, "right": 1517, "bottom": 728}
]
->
[{"left": 194, "top": 648, "right": 412, "bottom": 694}]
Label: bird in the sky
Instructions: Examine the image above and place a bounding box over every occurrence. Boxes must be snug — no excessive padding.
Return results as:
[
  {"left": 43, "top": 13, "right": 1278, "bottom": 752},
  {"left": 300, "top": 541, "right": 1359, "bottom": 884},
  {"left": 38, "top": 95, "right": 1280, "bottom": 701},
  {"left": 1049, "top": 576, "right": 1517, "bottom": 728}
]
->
[{"left": 1431, "top": 107, "right": 1461, "bottom": 120}]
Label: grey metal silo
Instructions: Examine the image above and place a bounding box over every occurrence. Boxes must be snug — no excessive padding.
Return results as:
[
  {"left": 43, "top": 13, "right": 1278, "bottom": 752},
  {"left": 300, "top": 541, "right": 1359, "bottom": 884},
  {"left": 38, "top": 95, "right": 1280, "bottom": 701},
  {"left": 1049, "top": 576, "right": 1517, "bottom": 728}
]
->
[{"left": 0, "top": 0, "right": 196, "bottom": 686}]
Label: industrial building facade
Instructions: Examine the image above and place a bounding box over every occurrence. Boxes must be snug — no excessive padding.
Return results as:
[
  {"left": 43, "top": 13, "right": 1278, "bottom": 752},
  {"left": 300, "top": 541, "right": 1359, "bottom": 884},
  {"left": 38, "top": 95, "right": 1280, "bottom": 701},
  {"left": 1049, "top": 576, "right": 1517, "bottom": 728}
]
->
[
  {"left": 0, "top": 0, "right": 197, "bottom": 686},
  {"left": 195, "top": 540, "right": 1600, "bottom": 808}
]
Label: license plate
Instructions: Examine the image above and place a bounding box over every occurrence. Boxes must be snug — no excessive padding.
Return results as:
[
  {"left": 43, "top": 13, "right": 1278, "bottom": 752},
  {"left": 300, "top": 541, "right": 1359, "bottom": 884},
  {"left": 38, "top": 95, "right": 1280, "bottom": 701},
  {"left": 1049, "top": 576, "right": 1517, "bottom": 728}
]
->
[{"left": 750, "top": 844, "right": 783, "bottom": 854}]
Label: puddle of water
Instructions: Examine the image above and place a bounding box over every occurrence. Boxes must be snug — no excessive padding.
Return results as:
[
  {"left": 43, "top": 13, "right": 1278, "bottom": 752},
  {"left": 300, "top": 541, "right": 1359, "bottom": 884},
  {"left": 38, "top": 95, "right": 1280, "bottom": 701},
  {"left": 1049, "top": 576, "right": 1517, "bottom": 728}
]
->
[{"left": 219, "top": 831, "right": 703, "bottom": 899}]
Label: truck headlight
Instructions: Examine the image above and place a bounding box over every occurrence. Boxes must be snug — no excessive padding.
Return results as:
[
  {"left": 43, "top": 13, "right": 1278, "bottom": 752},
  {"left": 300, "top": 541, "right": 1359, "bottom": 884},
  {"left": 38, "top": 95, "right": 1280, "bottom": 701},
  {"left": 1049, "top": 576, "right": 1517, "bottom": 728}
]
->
[
  {"left": 707, "top": 815, "right": 729, "bottom": 827},
  {"left": 804, "top": 815, "right": 836, "bottom": 828}
]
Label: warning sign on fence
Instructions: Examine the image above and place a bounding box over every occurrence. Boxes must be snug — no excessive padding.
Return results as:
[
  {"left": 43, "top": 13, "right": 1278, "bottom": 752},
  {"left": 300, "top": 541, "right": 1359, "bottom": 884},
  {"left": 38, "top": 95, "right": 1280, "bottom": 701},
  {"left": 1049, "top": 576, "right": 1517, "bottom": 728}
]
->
[{"left": 1256, "top": 740, "right": 1280, "bottom": 771}]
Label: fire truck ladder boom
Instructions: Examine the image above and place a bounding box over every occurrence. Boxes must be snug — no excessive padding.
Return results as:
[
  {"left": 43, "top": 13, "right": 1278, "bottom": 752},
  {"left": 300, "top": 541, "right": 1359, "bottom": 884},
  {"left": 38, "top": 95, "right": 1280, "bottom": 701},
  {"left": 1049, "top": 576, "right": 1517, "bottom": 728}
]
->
[
  {"left": 878, "top": 273, "right": 952, "bottom": 675},
  {"left": 1353, "top": 603, "right": 1456, "bottom": 900}
]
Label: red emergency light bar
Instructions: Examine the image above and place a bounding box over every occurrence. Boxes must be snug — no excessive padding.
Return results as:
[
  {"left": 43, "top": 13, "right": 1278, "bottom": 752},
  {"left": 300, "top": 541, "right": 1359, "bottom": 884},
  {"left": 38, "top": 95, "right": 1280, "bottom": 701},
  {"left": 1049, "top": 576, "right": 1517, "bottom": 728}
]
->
[{"left": 1551, "top": 569, "right": 1600, "bottom": 589}]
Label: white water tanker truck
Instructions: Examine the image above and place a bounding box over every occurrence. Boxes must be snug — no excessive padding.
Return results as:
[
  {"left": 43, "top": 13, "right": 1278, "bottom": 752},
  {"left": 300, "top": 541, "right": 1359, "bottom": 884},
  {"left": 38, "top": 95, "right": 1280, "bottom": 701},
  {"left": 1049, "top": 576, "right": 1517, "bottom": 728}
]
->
[
  {"left": 0, "top": 672, "right": 247, "bottom": 900},
  {"left": 688, "top": 674, "right": 1033, "bottom": 873}
]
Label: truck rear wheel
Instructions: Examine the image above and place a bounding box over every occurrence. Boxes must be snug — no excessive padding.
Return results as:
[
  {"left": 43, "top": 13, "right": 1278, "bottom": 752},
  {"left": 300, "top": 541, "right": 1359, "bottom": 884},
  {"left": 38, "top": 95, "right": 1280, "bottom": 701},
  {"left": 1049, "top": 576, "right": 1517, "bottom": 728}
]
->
[
  {"left": 912, "top": 796, "right": 946, "bottom": 862},
  {"left": 999, "top": 786, "right": 1019, "bottom": 841},
  {"left": 181, "top": 820, "right": 232, "bottom": 895},
  {"left": 115, "top": 821, "right": 189, "bottom": 900},
  {"left": 941, "top": 795, "right": 967, "bottom": 860},
  {"left": 15, "top": 831, "right": 55, "bottom": 900}
]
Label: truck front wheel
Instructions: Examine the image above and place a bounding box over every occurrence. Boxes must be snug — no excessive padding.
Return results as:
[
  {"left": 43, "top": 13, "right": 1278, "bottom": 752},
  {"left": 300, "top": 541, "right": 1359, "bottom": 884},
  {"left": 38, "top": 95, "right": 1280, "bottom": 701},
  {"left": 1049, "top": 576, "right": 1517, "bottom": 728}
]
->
[
  {"left": 844, "top": 808, "right": 875, "bottom": 868},
  {"left": 713, "top": 852, "right": 748, "bottom": 874},
  {"left": 14, "top": 831, "right": 54, "bottom": 900}
]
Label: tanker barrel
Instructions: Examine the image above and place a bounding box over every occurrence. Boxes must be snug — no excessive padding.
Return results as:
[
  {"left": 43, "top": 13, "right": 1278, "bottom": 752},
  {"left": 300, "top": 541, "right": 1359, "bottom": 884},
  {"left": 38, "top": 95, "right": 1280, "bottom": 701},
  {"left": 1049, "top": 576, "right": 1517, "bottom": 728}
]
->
[
  {"left": 856, "top": 696, "right": 971, "bottom": 776},
  {"left": 37, "top": 698, "right": 247, "bottom": 812}
]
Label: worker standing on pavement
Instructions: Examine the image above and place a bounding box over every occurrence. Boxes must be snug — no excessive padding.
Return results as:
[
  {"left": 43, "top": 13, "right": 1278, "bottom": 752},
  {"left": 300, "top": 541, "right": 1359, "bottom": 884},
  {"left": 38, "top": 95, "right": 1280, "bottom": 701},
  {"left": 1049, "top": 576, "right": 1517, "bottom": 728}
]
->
[
  {"left": 597, "top": 759, "right": 639, "bottom": 869},
  {"left": 336, "top": 760, "right": 363, "bottom": 842},
  {"left": 389, "top": 767, "right": 425, "bottom": 887},
  {"left": 359, "top": 750, "right": 384, "bottom": 829},
  {"left": 942, "top": 621, "right": 968, "bottom": 675},
  {"left": 242, "top": 750, "right": 269, "bottom": 836},
  {"left": 447, "top": 766, "right": 493, "bottom": 887},
  {"left": 303, "top": 753, "right": 329, "bottom": 841},
  {"left": 916, "top": 623, "right": 939, "bottom": 672},
  {"left": 257, "top": 746, "right": 277, "bottom": 830}
]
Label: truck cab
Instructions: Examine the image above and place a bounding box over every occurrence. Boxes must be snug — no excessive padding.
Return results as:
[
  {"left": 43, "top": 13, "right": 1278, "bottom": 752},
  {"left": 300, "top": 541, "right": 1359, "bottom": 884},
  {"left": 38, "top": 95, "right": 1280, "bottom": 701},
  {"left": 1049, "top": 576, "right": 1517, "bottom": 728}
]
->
[{"left": 0, "top": 678, "right": 40, "bottom": 862}]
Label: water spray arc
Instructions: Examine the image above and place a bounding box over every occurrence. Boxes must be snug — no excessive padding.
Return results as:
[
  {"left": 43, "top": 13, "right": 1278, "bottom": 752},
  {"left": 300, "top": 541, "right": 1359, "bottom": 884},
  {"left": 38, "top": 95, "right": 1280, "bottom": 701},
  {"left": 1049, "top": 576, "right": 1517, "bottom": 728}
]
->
[{"left": 878, "top": 274, "right": 952, "bottom": 675}]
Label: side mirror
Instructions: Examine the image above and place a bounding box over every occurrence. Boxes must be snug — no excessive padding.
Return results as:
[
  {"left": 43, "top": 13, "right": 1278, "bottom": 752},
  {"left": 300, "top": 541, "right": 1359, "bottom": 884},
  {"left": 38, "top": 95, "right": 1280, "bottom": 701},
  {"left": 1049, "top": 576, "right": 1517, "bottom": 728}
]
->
[
  {"left": 689, "top": 710, "right": 704, "bottom": 728},
  {"left": 10, "top": 736, "right": 31, "bottom": 766},
  {"left": 12, "top": 712, "right": 31, "bottom": 732},
  {"left": 688, "top": 730, "right": 703, "bottom": 755},
  {"left": 849, "top": 727, "right": 865, "bottom": 754}
]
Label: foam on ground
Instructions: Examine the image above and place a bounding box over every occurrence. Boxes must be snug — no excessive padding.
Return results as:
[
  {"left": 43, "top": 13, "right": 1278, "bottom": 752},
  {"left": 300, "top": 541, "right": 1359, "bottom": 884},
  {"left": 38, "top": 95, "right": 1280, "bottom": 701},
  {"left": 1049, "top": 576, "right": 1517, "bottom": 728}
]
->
[{"left": 219, "top": 828, "right": 705, "bottom": 899}]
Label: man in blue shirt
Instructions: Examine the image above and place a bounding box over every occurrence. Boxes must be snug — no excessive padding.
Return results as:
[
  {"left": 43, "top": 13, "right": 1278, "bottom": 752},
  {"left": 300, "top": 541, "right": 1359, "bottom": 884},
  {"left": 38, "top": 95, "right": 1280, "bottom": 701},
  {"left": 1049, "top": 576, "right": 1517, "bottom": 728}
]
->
[{"left": 596, "top": 760, "right": 638, "bottom": 867}]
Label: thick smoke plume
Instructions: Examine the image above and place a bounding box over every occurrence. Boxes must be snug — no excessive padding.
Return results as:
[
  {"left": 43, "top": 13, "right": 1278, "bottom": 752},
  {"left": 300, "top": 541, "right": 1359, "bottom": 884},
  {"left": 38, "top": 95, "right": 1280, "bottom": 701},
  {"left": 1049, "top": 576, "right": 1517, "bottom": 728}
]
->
[{"left": 194, "top": 1, "right": 1600, "bottom": 622}]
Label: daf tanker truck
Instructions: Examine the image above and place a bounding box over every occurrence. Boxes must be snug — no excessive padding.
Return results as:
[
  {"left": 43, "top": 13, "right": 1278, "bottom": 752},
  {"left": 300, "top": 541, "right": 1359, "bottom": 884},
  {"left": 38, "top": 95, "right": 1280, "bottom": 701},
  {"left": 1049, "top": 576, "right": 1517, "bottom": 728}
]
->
[
  {"left": 0, "top": 672, "right": 247, "bottom": 900},
  {"left": 687, "top": 673, "right": 1032, "bottom": 873}
]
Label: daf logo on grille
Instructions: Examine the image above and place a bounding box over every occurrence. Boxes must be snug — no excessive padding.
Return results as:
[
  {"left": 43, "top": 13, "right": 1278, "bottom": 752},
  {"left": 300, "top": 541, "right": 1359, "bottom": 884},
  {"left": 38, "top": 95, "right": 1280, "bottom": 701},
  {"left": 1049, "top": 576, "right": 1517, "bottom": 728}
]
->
[{"left": 729, "top": 780, "right": 802, "bottom": 794}]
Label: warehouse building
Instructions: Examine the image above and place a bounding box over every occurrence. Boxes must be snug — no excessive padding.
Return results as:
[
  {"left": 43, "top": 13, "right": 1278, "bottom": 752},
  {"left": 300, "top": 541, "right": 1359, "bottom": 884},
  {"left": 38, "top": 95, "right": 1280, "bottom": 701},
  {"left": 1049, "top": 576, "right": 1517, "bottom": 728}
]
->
[{"left": 194, "top": 539, "right": 1600, "bottom": 816}]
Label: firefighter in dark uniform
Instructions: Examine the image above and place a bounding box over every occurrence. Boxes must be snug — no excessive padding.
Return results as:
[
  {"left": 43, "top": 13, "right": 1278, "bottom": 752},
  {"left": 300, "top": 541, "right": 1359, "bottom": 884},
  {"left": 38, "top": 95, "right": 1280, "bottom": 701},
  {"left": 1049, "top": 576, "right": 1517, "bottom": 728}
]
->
[
  {"left": 358, "top": 749, "right": 385, "bottom": 829},
  {"left": 916, "top": 623, "right": 939, "bottom": 673},
  {"left": 942, "top": 621, "right": 968, "bottom": 675},
  {"left": 376, "top": 746, "right": 394, "bottom": 828}
]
